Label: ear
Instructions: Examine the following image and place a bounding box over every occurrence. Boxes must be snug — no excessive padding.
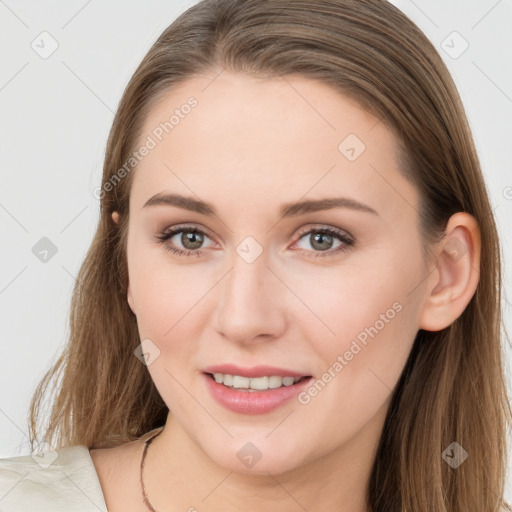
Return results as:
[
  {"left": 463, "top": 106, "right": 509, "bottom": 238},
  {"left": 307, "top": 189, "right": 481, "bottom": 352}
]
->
[
  {"left": 112, "top": 211, "right": 119, "bottom": 224},
  {"left": 418, "top": 212, "right": 481, "bottom": 332}
]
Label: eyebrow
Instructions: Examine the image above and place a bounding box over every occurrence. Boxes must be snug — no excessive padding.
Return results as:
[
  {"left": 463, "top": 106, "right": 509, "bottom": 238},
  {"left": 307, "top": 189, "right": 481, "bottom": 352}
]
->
[{"left": 142, "top": 193, "right": 379, "bottom": 217}]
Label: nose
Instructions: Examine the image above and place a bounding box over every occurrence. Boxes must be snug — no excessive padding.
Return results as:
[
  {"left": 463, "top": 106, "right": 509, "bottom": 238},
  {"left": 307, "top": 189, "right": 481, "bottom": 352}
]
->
[{"left": 211, "top": 247, "right": 287, "bottom": 346}]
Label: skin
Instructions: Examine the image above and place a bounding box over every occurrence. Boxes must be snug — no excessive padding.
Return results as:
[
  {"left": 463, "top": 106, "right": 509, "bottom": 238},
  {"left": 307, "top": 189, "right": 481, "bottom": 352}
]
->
[{"left": 90, "top": 70, "right": 481, "bottom": 512}]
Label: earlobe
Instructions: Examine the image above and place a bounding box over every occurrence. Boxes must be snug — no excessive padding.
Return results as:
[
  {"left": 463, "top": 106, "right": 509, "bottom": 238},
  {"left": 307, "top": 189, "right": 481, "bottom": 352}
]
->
[
  {"left": 112, "top": 211, "right": 119, "bottom": 224},
  {"left": 418, "top": 212, "right": 481, "bottom": 332}
]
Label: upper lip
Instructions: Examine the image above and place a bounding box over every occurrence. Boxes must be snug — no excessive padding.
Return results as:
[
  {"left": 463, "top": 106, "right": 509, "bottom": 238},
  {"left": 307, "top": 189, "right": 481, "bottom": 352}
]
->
[{"left": 202, "top": 364, "right": 312, "bottom": 379}]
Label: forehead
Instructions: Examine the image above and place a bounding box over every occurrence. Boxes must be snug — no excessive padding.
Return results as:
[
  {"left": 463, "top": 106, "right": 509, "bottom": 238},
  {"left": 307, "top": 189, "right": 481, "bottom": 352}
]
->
[
  {"left": 130, "top": 71, "right": 418, "bottom": 222},
  {"left": 140, "top": 70, "right": 389, "bottom": 149}
]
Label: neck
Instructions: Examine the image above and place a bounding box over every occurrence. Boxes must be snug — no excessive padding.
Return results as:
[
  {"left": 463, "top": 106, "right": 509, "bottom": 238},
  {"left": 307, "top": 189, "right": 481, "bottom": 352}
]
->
[{"left": 142, "top": 406, "right": 387, "bottom": 512}]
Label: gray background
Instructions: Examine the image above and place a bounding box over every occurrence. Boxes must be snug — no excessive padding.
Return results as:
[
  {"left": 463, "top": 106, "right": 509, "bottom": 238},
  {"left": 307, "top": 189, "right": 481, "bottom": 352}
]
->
[{"left": 1, "top": 0, "right": 511, "bottom": 502}]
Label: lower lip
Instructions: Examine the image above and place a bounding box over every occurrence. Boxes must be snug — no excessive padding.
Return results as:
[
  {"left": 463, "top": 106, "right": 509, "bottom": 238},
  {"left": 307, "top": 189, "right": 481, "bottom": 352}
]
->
[{"left": 203, "top": 373, "right": 313, "bottom": 415}]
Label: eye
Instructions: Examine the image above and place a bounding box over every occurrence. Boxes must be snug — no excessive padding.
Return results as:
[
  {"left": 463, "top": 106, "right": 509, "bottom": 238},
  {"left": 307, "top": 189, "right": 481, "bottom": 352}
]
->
[
  {"left": 292, "top": 226, "right": 354, "bottom": 258},
  {"left": 154, "top": 225, "right": 214, "bottom": 257},
  {"left": 154, "top": 224, "right": 354, "bottom": 259}
]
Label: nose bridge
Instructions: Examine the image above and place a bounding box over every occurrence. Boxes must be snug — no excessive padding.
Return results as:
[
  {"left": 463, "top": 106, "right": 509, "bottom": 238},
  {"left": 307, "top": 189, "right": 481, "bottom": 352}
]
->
[
  {"left": 224, "top": 231, "right": 270, "bottom": 299},
  {"left": 213, "top": 238, "right": 286, "bottom": 343},
  {"left": 224, "top": 242, "right": 272, "bottom": 314}
]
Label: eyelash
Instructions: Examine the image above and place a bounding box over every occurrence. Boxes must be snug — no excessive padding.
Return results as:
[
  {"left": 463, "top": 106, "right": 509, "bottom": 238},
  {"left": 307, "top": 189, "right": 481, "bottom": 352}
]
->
[{"left": 154, "top": 224, "right": 354, "bottom": 259}]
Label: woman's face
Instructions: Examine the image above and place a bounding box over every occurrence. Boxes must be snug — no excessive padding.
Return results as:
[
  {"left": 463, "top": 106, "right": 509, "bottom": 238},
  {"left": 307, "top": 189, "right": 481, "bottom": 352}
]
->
[{"left": 124, "top": 71, "right": 430, "bottom": 474}]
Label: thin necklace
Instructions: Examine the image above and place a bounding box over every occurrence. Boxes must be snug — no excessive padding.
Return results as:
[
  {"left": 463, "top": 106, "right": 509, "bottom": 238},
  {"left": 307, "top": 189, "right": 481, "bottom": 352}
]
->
[{"left": 140, "top": 428, "right": 164, "bottom": 512}]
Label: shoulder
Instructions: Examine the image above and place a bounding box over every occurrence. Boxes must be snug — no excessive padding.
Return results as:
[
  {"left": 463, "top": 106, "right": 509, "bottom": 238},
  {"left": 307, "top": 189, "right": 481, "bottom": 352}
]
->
[
  {"left": 88, "top": 438, "right": 148, "bottom": 511},
  {"left": 0, "top": 445, "right": 108, "bottom": 512}
]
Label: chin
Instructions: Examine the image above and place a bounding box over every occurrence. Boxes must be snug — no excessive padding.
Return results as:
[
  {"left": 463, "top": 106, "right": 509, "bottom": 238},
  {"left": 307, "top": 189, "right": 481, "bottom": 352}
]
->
[{"left": 205, "top": 439, "right": 308, "bottom": 476}]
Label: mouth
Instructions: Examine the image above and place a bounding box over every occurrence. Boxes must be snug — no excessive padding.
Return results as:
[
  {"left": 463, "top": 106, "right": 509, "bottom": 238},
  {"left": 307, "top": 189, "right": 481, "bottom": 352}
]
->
[
  {"left": 202, "top": 369, "right": 315, "bottom": 414},
  {"left": 204, "top": 372, "right": 313, "bottom": 392}
]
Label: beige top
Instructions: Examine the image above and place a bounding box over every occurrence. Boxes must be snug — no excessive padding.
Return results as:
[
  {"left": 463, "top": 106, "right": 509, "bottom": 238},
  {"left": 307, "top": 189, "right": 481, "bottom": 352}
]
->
[{"left": 0, "top": 444, "right": 107, "bottom": 511}]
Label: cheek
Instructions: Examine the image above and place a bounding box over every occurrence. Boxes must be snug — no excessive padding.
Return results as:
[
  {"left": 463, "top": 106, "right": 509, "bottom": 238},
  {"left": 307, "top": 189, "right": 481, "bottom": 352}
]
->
[
  {"left": 282, "top": 248, "right": 419, "bottom": 350},
  {"left": 287, "top": 249, "right": 422, "bottom": 414},
  {"left": 290, "top": 289, "right": 418, "bottom": 457},
  {"left": 128, "top": 230, "right": 193, "bottom": 322},
  {"left": 292, "top": 246, "right": 422, "bottom": 422},
  {"left": 127, "top": 253, "right": 210, "bottom": 408},
  {"left": 130, "top": 264, "right": 207, "bottom": 341},
  {"left": 127, "top": 239, "right": 218, "bottom": 368}
]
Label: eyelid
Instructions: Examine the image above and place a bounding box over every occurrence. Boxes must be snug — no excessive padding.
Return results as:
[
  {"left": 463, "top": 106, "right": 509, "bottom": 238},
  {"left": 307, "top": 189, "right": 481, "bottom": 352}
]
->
[
  {"left": 160, "top": 223, "right": 217, "bottom": 241},
  {"left": 293, "top": 223, "right": 353, "bottom": 241}
]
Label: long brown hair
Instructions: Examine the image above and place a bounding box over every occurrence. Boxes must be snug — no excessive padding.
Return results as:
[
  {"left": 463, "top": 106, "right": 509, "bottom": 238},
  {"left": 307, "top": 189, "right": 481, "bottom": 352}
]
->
[{"left": 29, "top": 1, "right": 511, "bottom": 510}]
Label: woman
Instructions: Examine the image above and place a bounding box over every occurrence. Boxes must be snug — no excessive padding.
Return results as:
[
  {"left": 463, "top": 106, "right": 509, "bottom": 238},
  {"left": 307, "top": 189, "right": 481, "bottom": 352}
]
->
[{"left": 1, "top": 0, "right": 510, "bottom": 511}]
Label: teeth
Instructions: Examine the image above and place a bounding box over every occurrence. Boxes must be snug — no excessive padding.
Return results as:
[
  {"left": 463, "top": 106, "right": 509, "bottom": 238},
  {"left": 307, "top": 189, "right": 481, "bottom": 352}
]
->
[
  {"left": 233, "top": 375, "right": 250, "bottom": 388},
  {"left": 212, "top": 373, "right": 304, "bottom": 390}
]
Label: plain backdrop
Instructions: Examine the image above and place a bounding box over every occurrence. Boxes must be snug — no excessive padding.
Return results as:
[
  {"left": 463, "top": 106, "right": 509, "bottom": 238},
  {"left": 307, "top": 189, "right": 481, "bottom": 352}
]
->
[{"left": 1, "top": 0, "right": 511, "bottom": 503}]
